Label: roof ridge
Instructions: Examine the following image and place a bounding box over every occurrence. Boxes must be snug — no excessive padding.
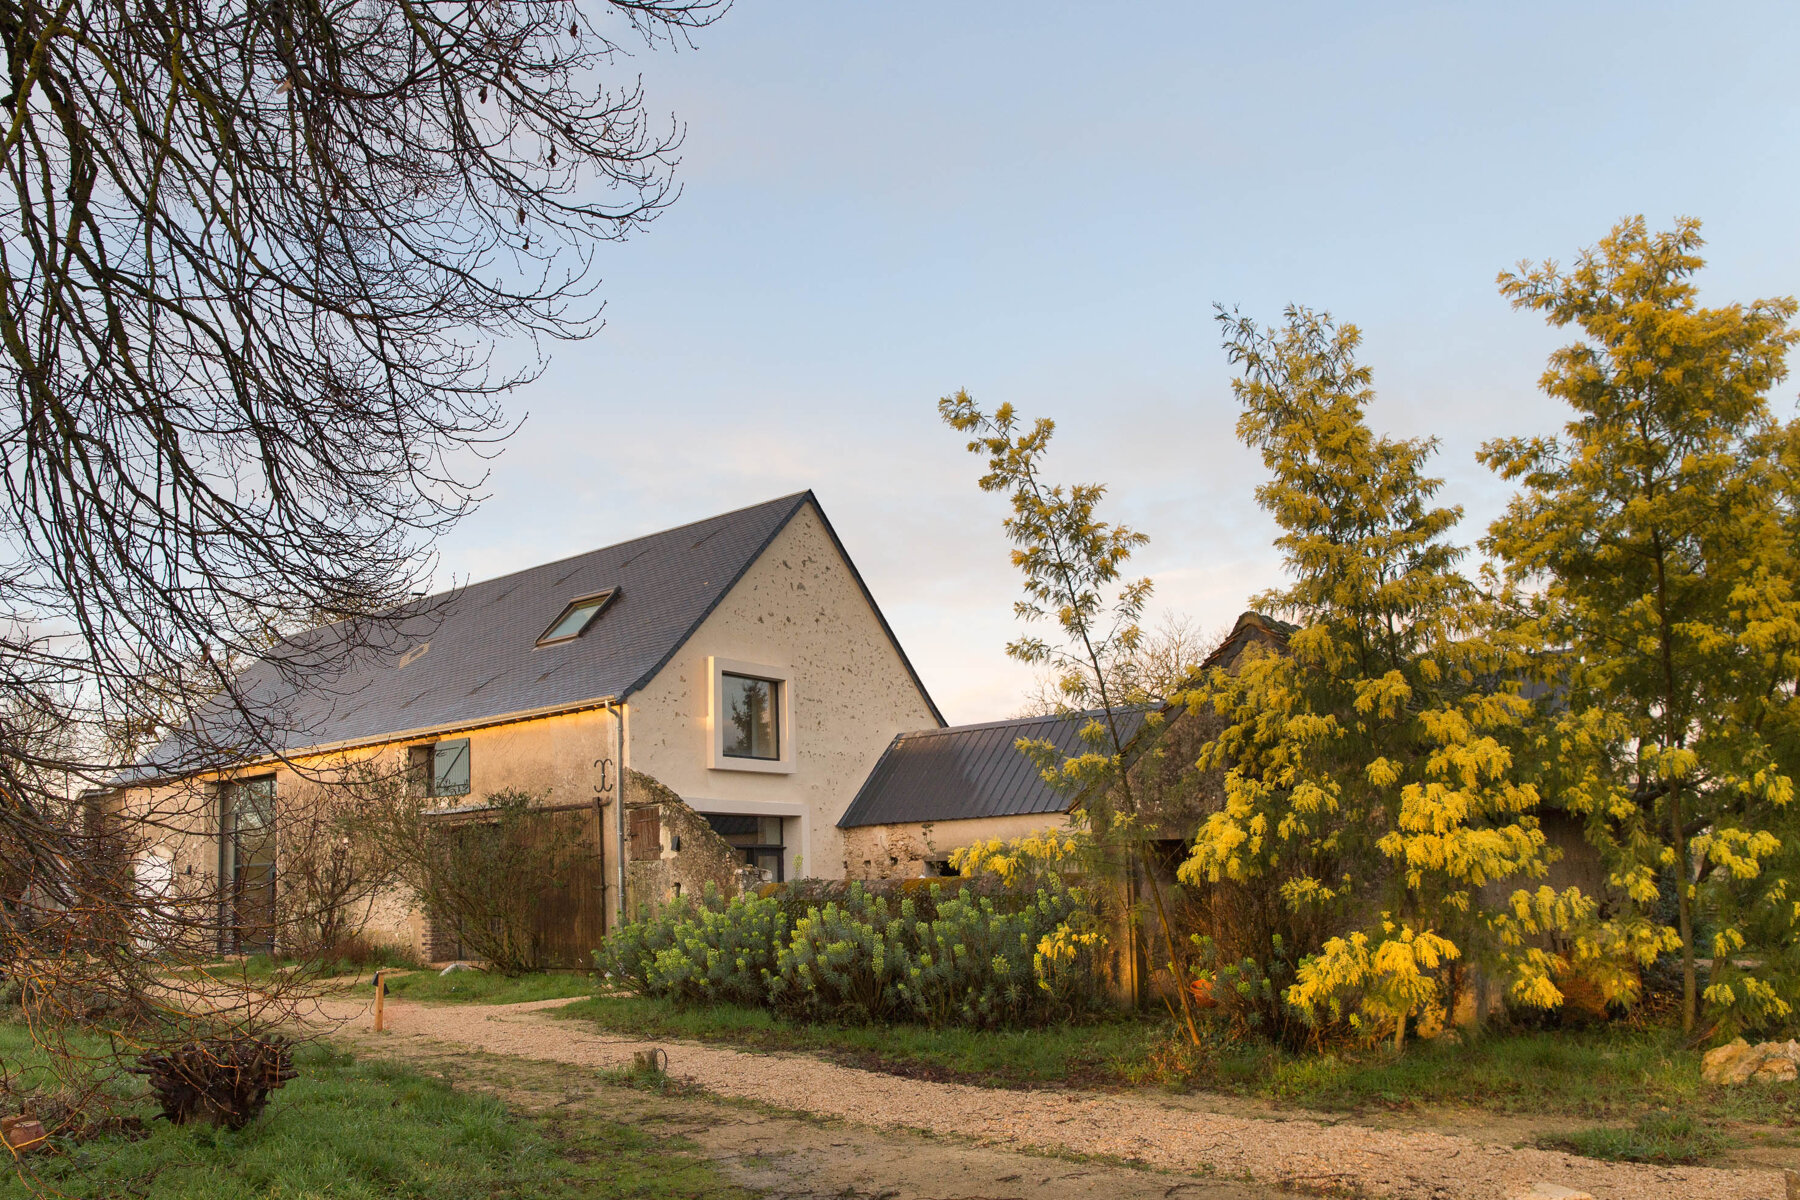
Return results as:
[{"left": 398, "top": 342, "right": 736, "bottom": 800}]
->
[
  {"left": 619, "top": 491, "right": 812, "bottom": 699},
  {"left": 420, "top": 491, "right": 813, "bottom": 605},
  {"left": 892, "top": 708, "right": 1117, "bottom": 740},
  {"left": 277, "top": 492, "right": 815, "bottom": 644}
]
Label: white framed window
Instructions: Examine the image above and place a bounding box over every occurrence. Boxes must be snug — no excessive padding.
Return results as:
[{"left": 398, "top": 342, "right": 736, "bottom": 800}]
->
[{"left": 707, "top": 656, "right": 794, "bottom": 774}]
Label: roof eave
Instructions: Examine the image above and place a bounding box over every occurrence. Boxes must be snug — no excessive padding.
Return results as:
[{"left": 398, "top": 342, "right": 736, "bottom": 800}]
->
[{"left": 106, "top": 693, "right": 624, "bottom": 792}]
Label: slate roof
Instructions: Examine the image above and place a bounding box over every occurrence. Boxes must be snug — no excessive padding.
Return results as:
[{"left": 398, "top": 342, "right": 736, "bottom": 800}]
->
[
  {"left": 837, "top": 709, "right": 1150, "bottom": 828},
  {"left": 118, "top": 491, "right": 940, "bottom": 785},
  {"left": 1200, "top": 611, "right": 1298, "bottom": 674}
]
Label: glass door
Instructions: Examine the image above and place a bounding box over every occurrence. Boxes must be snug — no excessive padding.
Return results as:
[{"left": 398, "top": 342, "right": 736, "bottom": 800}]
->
[
  {"left": 703, "top": 813, "right": 786, "bottom": 882},
  {"left": 221, "top": 777, "right": 277, "bottom": 954}
]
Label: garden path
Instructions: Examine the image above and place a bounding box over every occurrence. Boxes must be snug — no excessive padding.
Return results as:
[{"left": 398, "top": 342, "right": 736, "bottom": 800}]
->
[{"left": 314, "top": 993, "right": 1788, "bottom": 1200}]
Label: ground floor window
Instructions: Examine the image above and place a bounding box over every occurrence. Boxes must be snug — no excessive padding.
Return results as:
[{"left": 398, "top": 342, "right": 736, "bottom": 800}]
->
[
  {"left": 219, "top": 776, "right": 276, "bottom": 954},
  {"left": 703, "top": 813, "right": 784, "bottom": 882}
]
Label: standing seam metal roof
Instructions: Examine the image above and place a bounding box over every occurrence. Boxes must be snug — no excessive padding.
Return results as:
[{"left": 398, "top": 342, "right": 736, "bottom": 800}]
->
[{"left": 836, "top": 709, "right": 1150, "bottom": 828}]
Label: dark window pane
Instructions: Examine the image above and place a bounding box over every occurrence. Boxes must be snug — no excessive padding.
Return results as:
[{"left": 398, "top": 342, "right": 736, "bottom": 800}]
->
[
  {"left": 433, "top": 739, "right": 471, "bottom": 796},
  {"left": 704, "top": 813, "right": 785, "bottom": 852},
  {"left": 220, "top": 776, "right": 277, "bottom": 954},
  {"left": 721, "top": 673, "right": 779, "bottom": 760},
  {"left": 705, "top": 814, "right": 758, "bottom": 839},
  {"left": 406, "top": 744, "right": 431, "bottom": 796},
  {"left": 750, "top": 849, "right": 784, "bottom": 882},
  {"left": 237, "top": 777, "right": 275, "bottom": 830}
]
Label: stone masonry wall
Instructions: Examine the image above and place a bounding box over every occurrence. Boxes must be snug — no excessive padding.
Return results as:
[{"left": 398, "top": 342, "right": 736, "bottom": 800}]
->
[{"left": 623, "top": 768, "right": 759, "bottom": 916}]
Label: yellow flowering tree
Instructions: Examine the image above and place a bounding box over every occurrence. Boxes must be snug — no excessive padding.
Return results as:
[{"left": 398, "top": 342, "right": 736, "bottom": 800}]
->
[
  {"left": 1482, "top": 217, "right": 1800, "bottom": 1034},
  {"left": 1182, "top": 306, "right": 1585, "bottom": 1048}
]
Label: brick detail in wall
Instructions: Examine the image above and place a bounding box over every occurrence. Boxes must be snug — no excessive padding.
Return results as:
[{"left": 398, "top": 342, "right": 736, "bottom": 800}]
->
[{"left": 418, "top": 907, "right": 461, "bottom": 963}]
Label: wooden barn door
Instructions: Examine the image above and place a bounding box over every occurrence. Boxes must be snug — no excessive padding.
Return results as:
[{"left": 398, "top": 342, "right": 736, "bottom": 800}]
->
[
  {"left": 527, "top": 804, "right": 607, "bottom": 968},
  {"left": 424, "top": 803, "right": 606, "bottom": 969}
]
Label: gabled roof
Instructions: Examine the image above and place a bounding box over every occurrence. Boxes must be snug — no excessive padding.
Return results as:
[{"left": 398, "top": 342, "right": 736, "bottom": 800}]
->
[
  {"left": 837, "top": 709, "right": 1150, "bottom": 829},
  {"left": 119, "top": 492, "right": 940, "bottom": 784},
  {"left": 1200, "top": 611, "right": 1298, "bottom": 674}
]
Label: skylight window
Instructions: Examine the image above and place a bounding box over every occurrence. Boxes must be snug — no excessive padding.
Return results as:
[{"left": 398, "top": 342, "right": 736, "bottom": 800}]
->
[{"left": 536, "top": 589, "right": 617, "bottom": 646}]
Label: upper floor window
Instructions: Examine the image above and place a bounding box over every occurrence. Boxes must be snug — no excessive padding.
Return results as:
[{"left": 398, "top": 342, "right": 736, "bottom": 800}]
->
[
  {"left": 707, "top": 657, "right": 794, "bottom": 773},
  {"left": 409, "top": 738, "right": 470, "bottom": 798},
  {"left": 721, "top": 673, "right": 780, "bottom": 761}
]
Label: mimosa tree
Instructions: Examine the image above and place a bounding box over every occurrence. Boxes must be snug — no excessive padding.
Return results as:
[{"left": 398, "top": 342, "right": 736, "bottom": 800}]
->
[
  {"left": 1182, "top": 306, "right": 1589, "bottom": 1047},
  {"left": 938, "top": 390, "right": 1201, "bottom": 1039},
  {"left": 1483, "top": 217, "right": 1800, "bottom": 1034}
]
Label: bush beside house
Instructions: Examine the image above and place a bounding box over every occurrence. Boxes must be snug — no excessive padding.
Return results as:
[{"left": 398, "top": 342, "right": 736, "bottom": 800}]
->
[{"left": 597, "top": 870, "right": 1107, "bottom": 1029}]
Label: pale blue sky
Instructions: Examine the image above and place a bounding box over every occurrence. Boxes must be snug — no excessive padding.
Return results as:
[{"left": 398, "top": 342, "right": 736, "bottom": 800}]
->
[{"left": 435, "top": 1, "right": 1800, "bottom": 723}]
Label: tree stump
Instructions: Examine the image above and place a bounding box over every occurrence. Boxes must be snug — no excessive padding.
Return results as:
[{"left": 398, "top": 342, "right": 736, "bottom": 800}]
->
[{"left": 132, "top": 1036, "right": 296, "bottom": 1129}]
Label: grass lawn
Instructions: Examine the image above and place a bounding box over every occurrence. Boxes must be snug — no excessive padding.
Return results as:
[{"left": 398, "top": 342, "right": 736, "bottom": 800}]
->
[
  {"left": 0, "top": 1023, "right": 748, "bottom": 1199},
  {"left": 165, "top": 957, "right": 597, "bottom": 1007},
  {"left": 366, "top": 967, "right": 598, "bottom": 1006},
  {"left": 556, "top": 992, "right": 1800, "bottom": 1157},
  {"left": 1536, "top": 1110, "right": 1731, "bottom": 1165},
  {"left": 1183, "top": 1023, "right": 1800, "bottom": 1127},
  {"left": 167, "top": 949, "right": 419, "bottom": 985},
  {"left": 557, "top": 993, "right": 1160, "bottom": 1088}
]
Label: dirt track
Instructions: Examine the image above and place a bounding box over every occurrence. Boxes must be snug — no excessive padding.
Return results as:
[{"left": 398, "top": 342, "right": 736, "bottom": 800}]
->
[{"left": 318, "top": 993, "right": 1790, "bottom": 1200}]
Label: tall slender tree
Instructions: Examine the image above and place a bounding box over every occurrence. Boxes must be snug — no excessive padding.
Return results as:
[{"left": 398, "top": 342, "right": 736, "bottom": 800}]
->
[
  {"left": 939, "top": 390, "right": 1201, "bottom": 1039},
  {"left": 1183, "top": 306, "right": 1582, "bottom": 1047},
  {"left": 1483, "top": 217, "right": 1800, "bottom": 1034}
]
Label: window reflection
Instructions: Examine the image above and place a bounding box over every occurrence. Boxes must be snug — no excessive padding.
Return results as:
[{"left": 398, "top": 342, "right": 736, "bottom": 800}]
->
[{"left": 721, "top": 673, "right": 779, "bottom": 760}]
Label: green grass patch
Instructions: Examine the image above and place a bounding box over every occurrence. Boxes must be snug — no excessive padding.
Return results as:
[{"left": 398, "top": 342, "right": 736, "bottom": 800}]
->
[
  {"left": 558, "top": 993, "right": 1159, "bottom": 1088},
  {"left": 1537, "top": 1110, "right": 1730, "bottom": 1164},
  {"left": 0, "top": 1023, "right": 748, "bottom": 1199},
  {"left": 368, "top": 968, "right": 598, "bottom": 1006},
  {"left": 560, "top": 992, "right": 1800, "bottom": 1142},
  {"left": 1167, "top": 1025, "right": 1800, "bottom": 1125},
  {"left": 169, "top": 947, "right": 419, "bottom": 985}
]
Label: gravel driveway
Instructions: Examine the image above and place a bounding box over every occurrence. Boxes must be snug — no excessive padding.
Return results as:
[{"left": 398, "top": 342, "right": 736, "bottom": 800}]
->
[{"left": 316, "top": 994, "right": 1787, "bottom": 1200}]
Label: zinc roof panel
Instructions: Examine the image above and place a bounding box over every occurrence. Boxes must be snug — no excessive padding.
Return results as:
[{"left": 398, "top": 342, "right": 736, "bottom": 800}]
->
[{"left": 837, "top": 708, "right": 1149, "bottom": 828}]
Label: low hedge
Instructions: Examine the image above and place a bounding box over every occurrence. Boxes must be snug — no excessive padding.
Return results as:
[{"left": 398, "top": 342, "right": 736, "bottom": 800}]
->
[{"left": 596, "top": 878, "right": 1105, "bottom": 1028}]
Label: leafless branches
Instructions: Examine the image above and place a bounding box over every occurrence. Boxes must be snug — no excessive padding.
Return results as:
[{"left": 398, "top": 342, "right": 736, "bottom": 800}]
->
[
  {"left": 0, "top": 0, "right": 725, "bottom": 1134},
  {"left": 0, "top": 0, "right": 724, "bottom": 794}
]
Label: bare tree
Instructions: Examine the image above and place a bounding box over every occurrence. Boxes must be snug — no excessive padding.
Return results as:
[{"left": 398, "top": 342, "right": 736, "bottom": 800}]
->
[
  {"left": 0, "top": 0, "right": 725, "bottom": 792},
  {"left": 275, "top": 775, "right": 400, "bottom": 957},
  {"left": 1017, "top": 612, "right": 1226, "bottom": 717},
  {"left": 351, "top": 786, "right": 589, "bottom": 975},
  {"left": 0, "top": 0, "right": 727, "bottom": 1132}
]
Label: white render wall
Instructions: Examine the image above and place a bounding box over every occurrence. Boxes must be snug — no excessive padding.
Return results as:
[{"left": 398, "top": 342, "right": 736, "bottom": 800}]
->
[{"left": 625, "top": 501, "right": 940, "bottom": 879}]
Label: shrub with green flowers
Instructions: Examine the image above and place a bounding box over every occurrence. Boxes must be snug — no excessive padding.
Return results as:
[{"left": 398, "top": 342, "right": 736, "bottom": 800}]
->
[
  {"left": 768, "top": 887, "right": 916, "bottom": 1021},
  {"left": 647, "top": 889, "right": 788, "bottom": 1006},
  {"left": 594, "top": 843, "right": 1107, "bottom": 1028},
  {"left": 905, "top": 883, "right": 1103, "bottom": 1026},
  {"left": 593, "top": 891, "right": 697, "bottom": 993}
]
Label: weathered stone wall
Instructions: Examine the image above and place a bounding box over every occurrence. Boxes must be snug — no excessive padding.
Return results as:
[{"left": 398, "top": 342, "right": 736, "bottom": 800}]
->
[
  {"left": 839, "top": 812, "right": 1071, "bottom": 879},
  {"left": 623, "top": 768, "right": 759, "bottom": 915},
  {"left": 109, "top": 706, "right": 621, "bottom": 961}
]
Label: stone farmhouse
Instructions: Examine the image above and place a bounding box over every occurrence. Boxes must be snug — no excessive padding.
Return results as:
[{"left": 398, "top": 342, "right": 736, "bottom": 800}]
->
[{"left": 110, "top": 492, "right": 1181, "bottom": 964}]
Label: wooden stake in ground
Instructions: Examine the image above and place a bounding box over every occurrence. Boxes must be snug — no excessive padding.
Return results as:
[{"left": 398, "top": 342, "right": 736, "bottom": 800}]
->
[{"left": 373, "top": 971, "right": 387, "bottom": 1034}]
